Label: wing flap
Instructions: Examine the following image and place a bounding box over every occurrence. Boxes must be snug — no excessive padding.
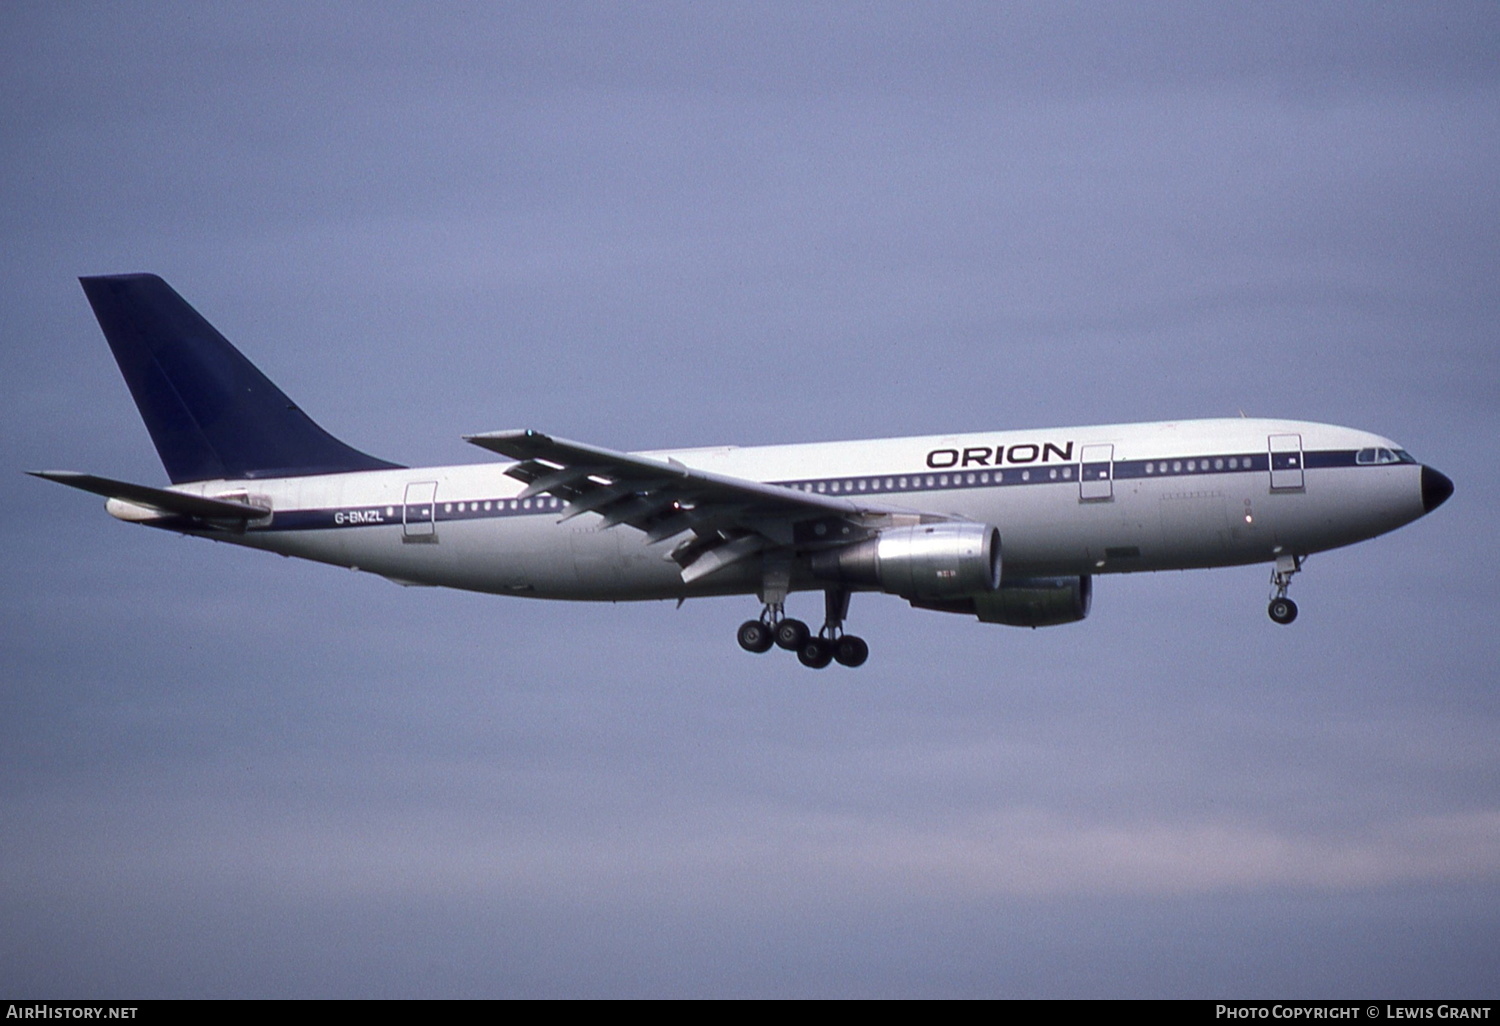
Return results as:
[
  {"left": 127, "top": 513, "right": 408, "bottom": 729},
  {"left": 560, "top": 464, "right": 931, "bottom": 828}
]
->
[
  {"left": 466, "top": 429, "right": 884, "bottom": 518},
  {"left": 464, "top": 428, "right": 904, "bottom": 584}
]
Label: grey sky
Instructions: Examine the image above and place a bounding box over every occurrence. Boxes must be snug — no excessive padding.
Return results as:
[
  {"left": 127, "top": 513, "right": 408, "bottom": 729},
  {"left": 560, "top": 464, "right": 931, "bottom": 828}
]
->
[{"left": 2, "top": 2, "right": 1496, "bottom": 997}]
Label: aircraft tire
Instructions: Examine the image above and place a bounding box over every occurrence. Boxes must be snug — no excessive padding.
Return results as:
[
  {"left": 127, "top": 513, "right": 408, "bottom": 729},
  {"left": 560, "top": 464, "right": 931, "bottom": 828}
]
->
[
  {"left": 1268, "top": 598, "right": 1298, "bottom": 625},
  {"left": 738, "top": 620, "right": 774, "bottom": 653},
  {"left": 774, "top": 618, "right": 810, "bottom": 651},
  {"left": 797, "top": 637, "right": 834, "bottom": 669},
  {"left": 833, "top": 635, "right": 869, "bottom": 668}
]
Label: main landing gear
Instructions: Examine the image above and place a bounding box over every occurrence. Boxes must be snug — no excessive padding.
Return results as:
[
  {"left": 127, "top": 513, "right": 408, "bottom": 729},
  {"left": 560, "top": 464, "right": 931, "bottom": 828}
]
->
[
  {"left": 737, "top": 590, "right": 870, "bottom": 669},
  {"left": 1267, "top": 553, "right": 1303, "bottom": 625}
]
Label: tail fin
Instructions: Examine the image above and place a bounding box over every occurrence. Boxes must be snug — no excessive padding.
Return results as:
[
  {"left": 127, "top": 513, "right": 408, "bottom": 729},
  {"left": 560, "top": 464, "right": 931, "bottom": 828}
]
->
[{"left": 79, "top": 274, "right": 402, "bottom": 483}]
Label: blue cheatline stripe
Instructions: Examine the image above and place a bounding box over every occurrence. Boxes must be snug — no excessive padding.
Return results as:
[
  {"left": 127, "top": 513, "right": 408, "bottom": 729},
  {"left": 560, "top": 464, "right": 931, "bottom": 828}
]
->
[
  {"left": 201, "top": 448, "right": 1365, "bottom": 534},
  {"left": 1117, "top": 453, "right": 1269, "bottom": 479}
]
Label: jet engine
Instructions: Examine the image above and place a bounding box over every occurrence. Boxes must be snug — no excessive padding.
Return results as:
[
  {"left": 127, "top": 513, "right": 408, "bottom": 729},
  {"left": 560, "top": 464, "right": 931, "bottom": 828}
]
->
[
  {"left": 910, "top": 575, "right": 1093, "bottom": 627},
  {"left": 811, "top": 522, "right": 1000, "bottom": 599}
]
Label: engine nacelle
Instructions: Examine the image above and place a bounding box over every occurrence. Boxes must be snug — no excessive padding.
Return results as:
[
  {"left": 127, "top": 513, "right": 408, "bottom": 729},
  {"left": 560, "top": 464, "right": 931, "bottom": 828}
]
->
[
  {"left": 910, "top": 575, "right": 1092, "bottom": 627},
  {"left": 811, "top": 522, "right": 1000, "bottom": 599}
]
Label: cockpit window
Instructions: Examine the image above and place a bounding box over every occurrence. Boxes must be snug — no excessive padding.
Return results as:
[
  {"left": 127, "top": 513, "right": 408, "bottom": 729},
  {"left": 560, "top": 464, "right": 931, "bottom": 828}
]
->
[{"left": 1357, "top": 447, "right": 1407, "bottom": 465}]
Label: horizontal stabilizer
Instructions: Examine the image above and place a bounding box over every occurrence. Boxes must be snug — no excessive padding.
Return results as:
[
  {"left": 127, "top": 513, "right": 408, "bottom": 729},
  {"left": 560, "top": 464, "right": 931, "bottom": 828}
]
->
[{"left": 28, "top": 471, "right": 270, "bottom": 519}]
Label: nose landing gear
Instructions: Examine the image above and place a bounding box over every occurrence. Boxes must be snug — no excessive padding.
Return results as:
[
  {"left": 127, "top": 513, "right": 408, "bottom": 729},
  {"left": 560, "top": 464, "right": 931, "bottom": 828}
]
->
[
  {"left": 1267, "top": 554, "right": 1303, "bottom": 625},
  {"left": 1268, "top": 596, "right": 1298, "bottom": 625}
]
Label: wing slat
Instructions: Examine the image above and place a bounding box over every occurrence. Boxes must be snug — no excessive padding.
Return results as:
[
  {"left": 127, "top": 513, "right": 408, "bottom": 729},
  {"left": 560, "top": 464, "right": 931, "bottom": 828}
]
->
[{"left": 517, "top": 465, "right": 606, "bottom": 500}]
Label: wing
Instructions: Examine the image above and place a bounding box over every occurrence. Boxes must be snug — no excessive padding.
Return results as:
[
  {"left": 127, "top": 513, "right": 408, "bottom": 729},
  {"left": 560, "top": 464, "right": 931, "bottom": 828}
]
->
[{"left": 465, "top": 429, "right": 912, "bottom": 584}]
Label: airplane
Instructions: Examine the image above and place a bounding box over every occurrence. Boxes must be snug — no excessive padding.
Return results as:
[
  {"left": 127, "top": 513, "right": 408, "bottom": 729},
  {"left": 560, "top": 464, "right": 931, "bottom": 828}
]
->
[{"left": 32, "top": 274, "right": 1453, "bottom": 669}]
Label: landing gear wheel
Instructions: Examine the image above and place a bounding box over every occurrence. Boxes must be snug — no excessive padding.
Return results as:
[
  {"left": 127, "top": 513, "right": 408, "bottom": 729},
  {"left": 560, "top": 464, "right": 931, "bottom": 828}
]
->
[
  {"left": 774, "top": 618, "right": 810, "bottom": 651},
  {"left": 737, "top": 620, "right": 774, "bottom": 653},
  {"left": 833, "top": 635, "right": 869, "bottom": 668},
  {"left": 1267, "top": 555, "right": 1303, "bottom": 626},
  {"left": 797, "top": 637, "right": 834, "bottom": 669}
]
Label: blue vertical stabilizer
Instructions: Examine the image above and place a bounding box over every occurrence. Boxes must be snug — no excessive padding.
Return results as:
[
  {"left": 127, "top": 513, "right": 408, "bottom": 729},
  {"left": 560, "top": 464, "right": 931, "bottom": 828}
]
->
[{"left": 79, "top": 274, "right": 402, "bottom": 483}]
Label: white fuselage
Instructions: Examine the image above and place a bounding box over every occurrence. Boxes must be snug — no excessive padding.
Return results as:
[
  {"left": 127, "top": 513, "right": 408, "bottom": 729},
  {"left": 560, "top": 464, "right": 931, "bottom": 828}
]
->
[{"left": 145, "top": 418, "right": 1429, "bottom": 603}]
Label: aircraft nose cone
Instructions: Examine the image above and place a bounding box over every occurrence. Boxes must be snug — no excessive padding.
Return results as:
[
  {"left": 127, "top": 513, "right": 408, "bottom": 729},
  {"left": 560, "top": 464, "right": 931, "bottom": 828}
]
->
[{"left": 1421, "top": 465, "right": 1454, "bottom": 513}]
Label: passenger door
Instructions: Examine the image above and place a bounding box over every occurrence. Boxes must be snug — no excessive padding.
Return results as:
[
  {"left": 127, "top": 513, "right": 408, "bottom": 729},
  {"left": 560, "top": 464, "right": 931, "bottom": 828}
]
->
[
  {"left": 403, "top": 481, "right": 438, "bottom": 541},
  {"left": 1268, "top": 434, "right": 1304, "bottom": 491},
  {"left": 1079, "top": 444, "right": 1114, "bottom": 501}
]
